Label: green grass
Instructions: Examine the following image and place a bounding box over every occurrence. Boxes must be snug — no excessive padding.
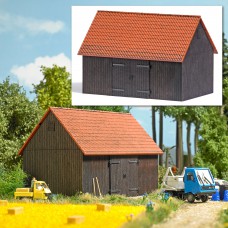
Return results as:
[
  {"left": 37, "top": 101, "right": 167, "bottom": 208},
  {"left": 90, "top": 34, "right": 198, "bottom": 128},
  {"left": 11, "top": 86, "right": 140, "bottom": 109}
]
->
[
  {"left": 123, "top": 196, "right": 183, "bottom": 228},
  {"left": 218, "top": 208, "right": 228, "bottom": 227}
]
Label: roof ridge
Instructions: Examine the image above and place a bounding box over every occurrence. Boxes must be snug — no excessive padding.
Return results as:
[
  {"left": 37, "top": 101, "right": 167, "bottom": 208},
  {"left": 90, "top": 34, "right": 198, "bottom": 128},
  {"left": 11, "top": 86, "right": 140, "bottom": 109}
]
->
[
  {"left": 97, "top": 10, "right": 201, "bottom": 18},
  {"left": 50, "top": 107, "right": 131, "bottom": 115}
]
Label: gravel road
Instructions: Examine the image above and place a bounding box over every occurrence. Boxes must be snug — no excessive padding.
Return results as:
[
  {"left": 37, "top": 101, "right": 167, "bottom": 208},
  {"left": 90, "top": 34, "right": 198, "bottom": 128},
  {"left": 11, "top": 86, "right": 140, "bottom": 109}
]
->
[{"left": 153, "top": 201, "right": 228, "bottom": 228}]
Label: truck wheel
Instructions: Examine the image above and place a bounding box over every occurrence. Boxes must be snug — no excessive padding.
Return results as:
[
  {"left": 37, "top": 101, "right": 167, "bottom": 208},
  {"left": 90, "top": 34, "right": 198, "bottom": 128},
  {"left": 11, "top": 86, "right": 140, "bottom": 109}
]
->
[
  {"left": 187, "top": 193, "right": 195, "bottom": 203},
  {"left": 201, "top": 195, "right": 208, "bottom": 202}
]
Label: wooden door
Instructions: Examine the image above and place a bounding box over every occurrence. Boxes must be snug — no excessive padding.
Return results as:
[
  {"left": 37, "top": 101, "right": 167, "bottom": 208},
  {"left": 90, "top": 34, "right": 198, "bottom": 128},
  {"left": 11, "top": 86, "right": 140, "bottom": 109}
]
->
[
  {"left": 112, "top": 59, "right": 150, "bottom": 98},
  {"left": 109, "top": 156, "right": 139, "bottom": 196},
  {"left": 112, "top": 59, "right": 129, "bottom": 97},
  {"left": 131, "top": 60, "right": 150, "bottom": 98}
]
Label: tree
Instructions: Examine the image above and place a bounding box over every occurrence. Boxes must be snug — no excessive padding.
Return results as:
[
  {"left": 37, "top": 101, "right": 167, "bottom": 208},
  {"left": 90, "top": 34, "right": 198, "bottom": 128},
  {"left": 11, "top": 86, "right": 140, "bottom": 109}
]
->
[
  {"left": 195, "top": 107, "right": 228, "bottom": 178},
  {"left": 33, "top": 65, "right": 71, "bottom": 110},
  {"left": 151, "top": 107, "right": 157, "bottom": 143},
  {"left": 163, "top": 107, "right": 185, "bottom": 170},
  {"left": 223, "top": 34, "right": 228, "bottom": 118},
  {"left": 0, "top": 77, "right": 42, "bottom": 168}
]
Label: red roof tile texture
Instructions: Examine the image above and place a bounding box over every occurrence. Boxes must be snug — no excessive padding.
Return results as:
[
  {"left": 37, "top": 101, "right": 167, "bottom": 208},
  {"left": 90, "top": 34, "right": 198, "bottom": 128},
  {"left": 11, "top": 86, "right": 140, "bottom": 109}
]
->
[
  {"left": 19, "top": 107, "right": 162, "bottom": 156},
  {"left": 78, "top": 11, "right": 217, "bottom": 62}
]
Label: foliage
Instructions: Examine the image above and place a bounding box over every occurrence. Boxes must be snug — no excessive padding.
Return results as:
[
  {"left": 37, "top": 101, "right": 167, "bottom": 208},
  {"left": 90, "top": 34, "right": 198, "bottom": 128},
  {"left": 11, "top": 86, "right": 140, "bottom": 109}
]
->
[
  {"left": 223, "top": 33, "right": 228, "bottom": 79},
  {"left": 218, "top": 208, "right": 228, "bottom": 227},
  {"left": 33, "top": 65, "right": 71, "bottom": 110},
  {"left": 0, "top": 164, "right": 27, "bottom": 198},
  {"left": 0, "top": 77, "right": 42, "bottom": 168},
  {"left": 124, "top": 196, "right": 183, "bottom": 228},
  {"left": 196, "top": 107, "right": 228, "bottom": 178},
  {"left": 193, "top": 153, "right": 218, "bottom": 177},
  {"left": 158, "top": 166, "right": 167, "bottom": 187}
]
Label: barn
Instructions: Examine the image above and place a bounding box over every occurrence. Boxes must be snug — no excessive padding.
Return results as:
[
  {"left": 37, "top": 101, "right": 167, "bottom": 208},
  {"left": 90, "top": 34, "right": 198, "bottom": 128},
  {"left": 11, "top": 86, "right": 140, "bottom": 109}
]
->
[
  {"left": 19, "top": 107, "right": 162, "bottom": 196},
  {"left": 78, "top": 11, "right": 218, "bottom": 101}
]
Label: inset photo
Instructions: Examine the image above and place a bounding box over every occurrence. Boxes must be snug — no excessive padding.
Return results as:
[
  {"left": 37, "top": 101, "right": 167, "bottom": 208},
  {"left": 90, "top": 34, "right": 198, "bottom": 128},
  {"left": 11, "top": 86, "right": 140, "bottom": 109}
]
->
[{"left": 72, "top": 6, "right": 222, "bottom": 106}]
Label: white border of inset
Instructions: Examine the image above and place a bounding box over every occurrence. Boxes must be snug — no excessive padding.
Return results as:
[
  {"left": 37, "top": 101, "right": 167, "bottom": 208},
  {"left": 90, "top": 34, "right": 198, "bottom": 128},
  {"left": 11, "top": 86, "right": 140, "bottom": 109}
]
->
[{"left": 72, "top": 6, "right": 222, "bottom": 106}]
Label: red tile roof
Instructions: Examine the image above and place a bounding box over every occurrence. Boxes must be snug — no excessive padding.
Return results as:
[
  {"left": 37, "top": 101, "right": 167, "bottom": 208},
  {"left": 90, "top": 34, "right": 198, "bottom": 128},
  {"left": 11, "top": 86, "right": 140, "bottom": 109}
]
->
[
  {"left": 78, "top": 11, "right": 217, "bottom": 62},
  {"left": 19, "top": 107, "right": 162, "bottom": 156}
]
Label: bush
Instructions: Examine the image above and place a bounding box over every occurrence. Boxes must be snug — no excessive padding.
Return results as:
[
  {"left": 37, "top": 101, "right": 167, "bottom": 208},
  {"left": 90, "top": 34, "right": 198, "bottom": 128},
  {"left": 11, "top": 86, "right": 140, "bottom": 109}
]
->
[
  {"left": 0, "top": 163, "right": 27, "bottom": 198},
  {"left": 158, "top": 166, "right": 167, "bottom": 187}
]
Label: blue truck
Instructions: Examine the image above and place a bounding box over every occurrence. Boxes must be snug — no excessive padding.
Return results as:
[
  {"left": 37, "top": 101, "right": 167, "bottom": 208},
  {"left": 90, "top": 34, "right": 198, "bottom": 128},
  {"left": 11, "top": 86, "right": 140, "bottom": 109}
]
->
[{"left": 161, "top": 167, "right": 216, "bottom": 203}]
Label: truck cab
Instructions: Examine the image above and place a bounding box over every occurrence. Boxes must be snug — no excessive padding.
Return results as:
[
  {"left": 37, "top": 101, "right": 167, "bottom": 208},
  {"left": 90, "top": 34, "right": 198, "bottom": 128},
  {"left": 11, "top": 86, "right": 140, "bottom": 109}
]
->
[
  {"left": 33, "top": 181, "right": 52, "bottom": 199},
  {"left": 184, "top": 168, "right": 216, "bottom": 202}
]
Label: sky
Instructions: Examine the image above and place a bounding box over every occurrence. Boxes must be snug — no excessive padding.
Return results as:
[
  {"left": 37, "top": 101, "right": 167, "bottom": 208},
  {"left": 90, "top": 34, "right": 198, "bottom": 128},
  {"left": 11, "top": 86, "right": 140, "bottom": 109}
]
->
[{"left": 0, "top": 0, "right": 226, "bottom": 155}]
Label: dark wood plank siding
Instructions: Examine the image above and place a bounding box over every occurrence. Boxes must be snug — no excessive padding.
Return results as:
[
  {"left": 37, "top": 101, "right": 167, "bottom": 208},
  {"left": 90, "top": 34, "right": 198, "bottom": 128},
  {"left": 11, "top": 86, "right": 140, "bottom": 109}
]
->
[
  {"left": 150, "top": 61, "right": 182, "bottom": 101},
  {"left": 138, "top": 155, "right": 158, "bottom": 194},
  {"left": 22, "top": 112, "right": 83, "bottom": 196},
  {"left": 83, "top": 56, "right": 112, "bottom": 95},
  {"left": 82, "top": 156, "right": 110, "bottom": 195},
  {"left": 182, "top": 23, "right": 214, "bottom": 101}
]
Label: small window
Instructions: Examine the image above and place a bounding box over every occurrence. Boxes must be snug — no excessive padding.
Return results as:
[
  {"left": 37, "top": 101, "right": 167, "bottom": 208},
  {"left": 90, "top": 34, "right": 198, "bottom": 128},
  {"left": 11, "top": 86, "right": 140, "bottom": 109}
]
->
[
  {"left": 47, "top": 121, "right": 55, "bottom": 131},
  {"left": 187, "top": 172, "right": 194, "bottom": 181}
]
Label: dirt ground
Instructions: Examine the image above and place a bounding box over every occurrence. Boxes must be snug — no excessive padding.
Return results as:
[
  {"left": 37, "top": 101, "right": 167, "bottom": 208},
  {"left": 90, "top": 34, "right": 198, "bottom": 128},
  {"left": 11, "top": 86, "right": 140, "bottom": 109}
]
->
[{"left": 153, "top": 201, "right": 228, "bottom": 228}]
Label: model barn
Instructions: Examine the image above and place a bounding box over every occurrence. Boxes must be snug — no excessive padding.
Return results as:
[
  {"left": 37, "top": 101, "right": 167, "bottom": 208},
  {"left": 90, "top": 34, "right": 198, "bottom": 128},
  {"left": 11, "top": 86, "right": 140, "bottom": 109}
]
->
[
  {"left": 78, "top": 11, "right": 217, "bottom": 101},
  {"left": 19, "top": 107, "right": 162, "bottom": 196}
]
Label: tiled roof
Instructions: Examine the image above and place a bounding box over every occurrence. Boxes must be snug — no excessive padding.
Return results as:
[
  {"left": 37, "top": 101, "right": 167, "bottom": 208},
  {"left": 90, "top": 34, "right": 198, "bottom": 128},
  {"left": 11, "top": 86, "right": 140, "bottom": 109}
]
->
[
  {"left": 19, "top": 107, "right": 162, "bottom": 156},
  {"left": 78, "top": 11, "right": 217, "bottom": 62}
]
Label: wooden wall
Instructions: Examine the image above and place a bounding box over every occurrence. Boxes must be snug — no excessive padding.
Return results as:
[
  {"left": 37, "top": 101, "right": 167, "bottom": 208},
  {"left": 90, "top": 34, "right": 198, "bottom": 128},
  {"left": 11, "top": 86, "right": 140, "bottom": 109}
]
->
[
  {"left": 83, "top": 56, "right": 183, "bottom": 101},
  {"left": 138, "top": 155, "right": 158, "bottom": 194},
  {"left": 182, "top": 22, "right": 214, "bottom": 100},
  {"left": 149, "top": 61, "right": 182, "bottom": 101},
  {"left": 83, "top": 155, "right": 158, "bottom": 196},
  {"left": 82, "top": 156, "right": 110, "bottom": 195},
  {"left": 83, "top": 56, "right": 112, "bottom": 95},
  {"left": 23, "top": 112, "right": 83, "bottom": 196}
]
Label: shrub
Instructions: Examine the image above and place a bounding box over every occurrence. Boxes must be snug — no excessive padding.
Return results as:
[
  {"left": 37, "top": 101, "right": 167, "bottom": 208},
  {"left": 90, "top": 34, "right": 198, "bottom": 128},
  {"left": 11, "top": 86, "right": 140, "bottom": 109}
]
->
[{"left": 0, "top": 163, "right": 27, "bottom": 198}]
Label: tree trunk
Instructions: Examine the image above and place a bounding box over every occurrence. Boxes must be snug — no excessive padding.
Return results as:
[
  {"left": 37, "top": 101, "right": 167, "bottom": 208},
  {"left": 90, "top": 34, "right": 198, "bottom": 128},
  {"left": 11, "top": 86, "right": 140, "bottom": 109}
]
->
[
  {"left": 194, "top": 123, "right": 200, "bottom": 154},
  {"left": 187, "top": 122, "right": 192, "bottom": 166},
  {"left": 159, "top": 108, "right": 163, "bottom": 166},
  {"left": 176, "top": 118, "right": 183, "bottom": 171},
  {"left": 152, "top": 107, "right": 157, "bottom": 143}
]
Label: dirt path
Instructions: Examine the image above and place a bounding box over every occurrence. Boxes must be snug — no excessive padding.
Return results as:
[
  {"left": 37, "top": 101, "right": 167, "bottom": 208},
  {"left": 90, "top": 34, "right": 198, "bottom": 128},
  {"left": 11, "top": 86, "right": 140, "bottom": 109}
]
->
[{"left": 153, "top": 201, "right": 228, "bottom": 228}]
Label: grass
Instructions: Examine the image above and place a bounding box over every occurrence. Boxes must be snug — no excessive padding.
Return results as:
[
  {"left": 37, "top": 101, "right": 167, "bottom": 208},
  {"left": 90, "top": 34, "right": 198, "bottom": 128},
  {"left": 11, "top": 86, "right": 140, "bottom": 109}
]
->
[
  {"left": 218, "top": 207, "right": 228, "bottom": 227},
  {"left": 123, "top": 196, "right": 183, "bottom": 228}
]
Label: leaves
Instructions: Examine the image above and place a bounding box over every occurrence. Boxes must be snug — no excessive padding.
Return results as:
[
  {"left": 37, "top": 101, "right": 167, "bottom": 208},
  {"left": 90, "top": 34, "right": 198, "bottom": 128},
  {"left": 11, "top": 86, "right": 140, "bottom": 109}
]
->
[
  {"left": 33, "top": 65, "right": 71, "bottom": 110},
  {"left": 196, "top": 107, "right": 228, "bottom": 178},
  {"left": 0, "top": 77, "right": 42, "bottom": 168}
]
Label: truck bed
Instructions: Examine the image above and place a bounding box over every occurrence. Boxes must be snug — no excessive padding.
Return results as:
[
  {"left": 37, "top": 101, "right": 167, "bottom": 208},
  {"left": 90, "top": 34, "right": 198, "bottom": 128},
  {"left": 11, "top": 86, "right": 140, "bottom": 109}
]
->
[{"left": 14, "top": 192, "right": 33, "bottom": 198}]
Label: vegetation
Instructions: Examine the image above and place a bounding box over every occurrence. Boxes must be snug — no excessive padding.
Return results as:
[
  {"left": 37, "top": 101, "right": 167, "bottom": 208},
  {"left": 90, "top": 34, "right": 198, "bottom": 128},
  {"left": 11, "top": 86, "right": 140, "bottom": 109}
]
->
[
  {"left": 218, "top": 208, "right": 228, "bottom": 227},
  {"left": 124, "top": 195, "right": 183, "bottom": 228},
  {"left": 33, "top": 65, "right": 72, "bottom": 110},
  {"left": 0, "top": 77, "right": 42, "bottom": 168},
  {"left": 0, "top": 164, "right": 27, "bottom": 198}
]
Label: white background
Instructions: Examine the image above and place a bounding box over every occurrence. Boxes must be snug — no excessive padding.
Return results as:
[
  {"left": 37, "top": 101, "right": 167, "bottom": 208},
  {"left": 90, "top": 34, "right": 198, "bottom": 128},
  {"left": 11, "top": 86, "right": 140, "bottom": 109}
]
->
[{"left": 72, "top": 6, "right": 222, "bottom": 106}]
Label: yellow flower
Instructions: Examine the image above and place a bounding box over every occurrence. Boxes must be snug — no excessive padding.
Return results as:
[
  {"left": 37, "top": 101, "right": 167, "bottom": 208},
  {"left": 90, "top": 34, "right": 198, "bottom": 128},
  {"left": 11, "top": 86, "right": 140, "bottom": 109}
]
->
[{"left": 0, "top": 203, "right": 145, "bottom": 228}]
